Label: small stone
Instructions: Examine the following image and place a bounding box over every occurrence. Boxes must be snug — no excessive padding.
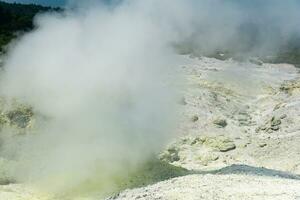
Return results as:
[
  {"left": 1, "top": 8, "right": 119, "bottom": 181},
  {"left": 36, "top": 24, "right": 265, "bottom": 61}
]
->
[
  {"left": 159, "top": 145, "right": 180, "bottom": 162},
  {"left": 218, "top": 142, "right": 236, "bottom": 152},
  {"left": 191, "top": 140, "right": 197, "bottom": 145},
  {"left": 198, "top": 153, "right": 219, "bottom": 166},
  {"left": 191, "top": 115, "right": 199, "bottom": 122},
  {"left": 271, "top": 117, "right": 281, "bottom": 127},
  {"left": 261, "top": 126, "right": 267, "bottom": 131},
  {"left": 267, "top": 128, "right": 273, "bottom": 133},
  {"left": 273, "top": 103, "right": 282, "bottom": 111},
  {"left": 204, "top": 136, "right": 236, "bottom": 152},
  {"left": 271, "top": 125, "right": 280, "bottom": 131},
  {"left": 280, "top": 114, "right": 287, "bottom": 119},
  {"left": 213, "top": 118, "right": 227, "bottom": 128},
  {"left": 259, "top": 143, "right": 267, "bottom": 148}
]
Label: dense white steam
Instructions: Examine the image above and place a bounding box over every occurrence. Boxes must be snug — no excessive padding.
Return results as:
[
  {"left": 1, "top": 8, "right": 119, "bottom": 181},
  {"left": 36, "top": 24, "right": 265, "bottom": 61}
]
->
[
  {"left": 0, "top": 0, "right": 182, "bottom": 194},
  {"left": 176, "top": 0, "right": 300, "bottom": 56},
  {"left": 0, "top": 0, "right": 300, "bottom": 196}
]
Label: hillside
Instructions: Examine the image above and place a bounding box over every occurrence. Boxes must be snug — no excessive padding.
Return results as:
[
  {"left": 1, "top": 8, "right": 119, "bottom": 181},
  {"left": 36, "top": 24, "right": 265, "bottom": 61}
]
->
[{"left": 0, "top": 1, "right": 59, "bottom": 52}]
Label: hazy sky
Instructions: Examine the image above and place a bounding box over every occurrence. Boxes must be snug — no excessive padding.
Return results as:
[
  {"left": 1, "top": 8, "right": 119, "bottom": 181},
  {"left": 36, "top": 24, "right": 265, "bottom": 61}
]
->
[{"left": 2, "top": 0, "right": 66, "bottom": 6}]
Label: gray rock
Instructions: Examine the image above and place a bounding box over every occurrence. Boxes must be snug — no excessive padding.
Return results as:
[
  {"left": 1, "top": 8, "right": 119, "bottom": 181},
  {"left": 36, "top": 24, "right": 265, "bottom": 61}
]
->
[
  {"left": 203, "top": 136, "right": 236, "bottom": 152},
  {"left": 0, "top": 104, "right": 34, "bottom": 129}
]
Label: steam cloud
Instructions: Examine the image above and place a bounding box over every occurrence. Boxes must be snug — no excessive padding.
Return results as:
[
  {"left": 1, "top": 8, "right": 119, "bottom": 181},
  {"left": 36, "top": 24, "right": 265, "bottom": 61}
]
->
[
  {"left": 0, "top": 0, "right": 300, "bottom": 197},
  {"left": 0, "top": 0, "right": 181, "bottom": 195}
]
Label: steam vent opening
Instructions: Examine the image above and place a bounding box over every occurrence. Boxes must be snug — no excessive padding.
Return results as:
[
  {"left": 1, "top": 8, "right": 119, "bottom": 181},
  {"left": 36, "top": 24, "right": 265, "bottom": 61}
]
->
[{"left": 0, "top": 0, "right": 300, "bottom": 199}]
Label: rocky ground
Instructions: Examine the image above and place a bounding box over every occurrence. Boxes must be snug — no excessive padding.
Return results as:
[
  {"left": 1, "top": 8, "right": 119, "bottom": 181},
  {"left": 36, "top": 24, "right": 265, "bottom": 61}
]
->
[
  {"left": 110, "top": 56, "right": 300, "bottom": 199},
  {"left": 110, "top": 174, "right": 300, "bottom": 200},
  {"left": 162, "top": 56, "right": 300, "bottom": 173},
  {"left": 1, "top": 56, "right": 300, "bottom": 199}
]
